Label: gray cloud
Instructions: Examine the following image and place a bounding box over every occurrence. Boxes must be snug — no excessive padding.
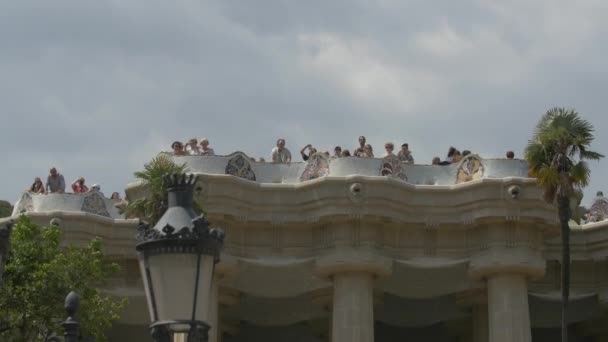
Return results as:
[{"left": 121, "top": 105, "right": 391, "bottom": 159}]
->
[{"left": 0, "top": 0, "right": 606, "bottom": 206}]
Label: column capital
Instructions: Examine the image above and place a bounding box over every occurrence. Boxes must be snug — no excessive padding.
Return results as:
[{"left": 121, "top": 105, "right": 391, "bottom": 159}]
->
[
  {"left": 468, "top": 247, "right": 545, "bottom": 281},
  {"left": 467, "top": 223, "right": 546, "bottom": 281},
  {"left": 314, "top": 247, "right": 392, "bottom": 279}
]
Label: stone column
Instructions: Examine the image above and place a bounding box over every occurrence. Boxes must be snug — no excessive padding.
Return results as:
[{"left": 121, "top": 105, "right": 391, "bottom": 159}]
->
[
  {"left": 315, "top": 246, "right": 392, "bottom": 342},
  {"left": 487, "top": 274, "right": 531, "bottom": 342},
  {"left": 331, "top": 272, "right": 375, "bottom": 342},
  {"left": 468, "top": 223, "right": 547, "bottom": 342}
]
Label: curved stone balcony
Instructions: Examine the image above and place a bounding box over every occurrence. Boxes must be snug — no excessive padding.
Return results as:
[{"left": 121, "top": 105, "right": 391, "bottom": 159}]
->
[
  {"left": 11, "top": 191, "right": 123, "bottom": 219},
  {"left": 161, "top": 152, "right": 529, "bottom": 185}
]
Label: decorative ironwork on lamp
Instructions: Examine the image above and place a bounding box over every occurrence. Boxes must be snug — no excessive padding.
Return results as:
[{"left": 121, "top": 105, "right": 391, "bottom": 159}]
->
[
  {"left": 136, "top": 174, "right": 224, "bottom": 342},
  {"left": 44, "top": 291, "right": 81, "bottom": 342}
]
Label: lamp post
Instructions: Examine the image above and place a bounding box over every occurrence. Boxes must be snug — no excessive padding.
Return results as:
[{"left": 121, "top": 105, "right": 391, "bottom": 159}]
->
[
  {"left": 136, "top": 174, "right": 224, "bottom": 342},
  {"left": 44, "top": 291, "right": 81, "bottom": 342}
]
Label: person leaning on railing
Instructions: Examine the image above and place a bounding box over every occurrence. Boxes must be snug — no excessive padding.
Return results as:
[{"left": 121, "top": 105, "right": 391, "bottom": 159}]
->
[
  {"left": 271, "top": 138, "right": 292, "bottom": 163},
  {"left": 397, "top": 143, "right": 414, "bottom": 164},
  {"left": 46, "top": 167, "right": 66, "bottom": 194},
  {"left": 28, "top": 177, "right": 45, "bottom": 194},
  {"left": 71, "top": 177, "right": 89, "bottom": 193}
]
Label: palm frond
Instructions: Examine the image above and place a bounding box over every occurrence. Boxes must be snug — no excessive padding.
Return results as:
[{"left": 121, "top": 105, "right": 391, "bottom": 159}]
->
[
  {"left": 569, "top": 161, "right": 591, "bottom": 188},
  {"left": 126, "top": 154, "right": 190, "bottom": 224},
  {"left": 580, "top": 150, "right": 604, "bottom": 161},
  {"left": 524, "top": 142, "right": 551, "bottom": 175}
]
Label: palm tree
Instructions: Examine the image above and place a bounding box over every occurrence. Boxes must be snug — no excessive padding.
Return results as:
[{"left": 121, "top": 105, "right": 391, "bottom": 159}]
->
[
  {"left": 525, "top": 108, "right": 603, "bottom": 342},
  {"left": 125, "top": 154, "right": 189, "bottom": 225}
]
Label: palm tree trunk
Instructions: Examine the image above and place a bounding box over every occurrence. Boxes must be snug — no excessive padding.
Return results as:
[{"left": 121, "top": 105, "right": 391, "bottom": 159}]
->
[{"left": 558, "top": 195, "right": 571, "bottom": 342}]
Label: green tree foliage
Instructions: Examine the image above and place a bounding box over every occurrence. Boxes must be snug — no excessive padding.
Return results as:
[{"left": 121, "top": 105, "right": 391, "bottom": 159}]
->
[
  {"left": 0, "top": 216, "right": 126, "bottom": 341},
  {"left": 0, "top": 200, "right": 13, "bottom": 218},
  {"left": 524, "top": 107, "right": 603, "bottom": 342},
  {"left": 125, "top": 154, "right": 190, "bottom": 225}
]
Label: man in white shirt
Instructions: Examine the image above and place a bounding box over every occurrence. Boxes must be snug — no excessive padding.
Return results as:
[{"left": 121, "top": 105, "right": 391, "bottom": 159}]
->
[{"left": 271, "top": 138, "right": 292, "bottom": 163}]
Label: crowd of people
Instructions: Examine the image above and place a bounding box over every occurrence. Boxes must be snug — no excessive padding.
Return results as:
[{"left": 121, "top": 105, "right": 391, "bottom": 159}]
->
[
  {"left": 171, "top": 138, "right": 215, "bottom": 156},
  {"left": 27, "top": 167, "right": 123, "bottom": 203},
  {"left": 22, "top": 138, "right": 515, "bottom": 202},
  {"left": 170, "top": 135, "right": 515, "bottom": 165}
]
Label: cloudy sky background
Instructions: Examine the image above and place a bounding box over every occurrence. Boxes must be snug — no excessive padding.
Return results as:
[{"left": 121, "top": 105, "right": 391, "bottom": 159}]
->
[{"left": 1, "top": 0, "right": 606, "bottom": 206}]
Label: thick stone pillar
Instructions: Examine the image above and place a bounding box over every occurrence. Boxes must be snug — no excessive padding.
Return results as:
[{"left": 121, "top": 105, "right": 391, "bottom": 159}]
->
[
  {"left": 487, "top": 274, "right": 531, "bottom": 342},
  {"left": 331, "top": 272, "right": 375, "bottom": 342},
  {"left": 315, "top": 245, "right": 392, "bottom": 342},
  {"left": 468, "top": 223, "right": 547, "bottom": 342}
]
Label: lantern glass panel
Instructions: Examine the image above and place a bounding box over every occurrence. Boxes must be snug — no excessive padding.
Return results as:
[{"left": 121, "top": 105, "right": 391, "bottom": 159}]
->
[
  {"left": 145, "top": 252, "right": 215, "bottom": 331},
  {"left": 137, "top": 252, "right": 156, "bottom": 322}
]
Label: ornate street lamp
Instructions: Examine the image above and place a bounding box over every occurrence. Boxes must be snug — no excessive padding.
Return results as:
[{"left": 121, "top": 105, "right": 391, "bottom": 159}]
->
[{"left": 136, "top": 174, "right": 224, "bottom": 342}]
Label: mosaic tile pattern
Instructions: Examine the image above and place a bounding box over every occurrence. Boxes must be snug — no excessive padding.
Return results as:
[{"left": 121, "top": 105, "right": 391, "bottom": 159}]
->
[
  {"left": 380, "top": 155, "right": 408, "bottom": 181},
  {"left": 456, "top": 155, "right": 485, "bottom": 184},
  {"left": 300, "top": 153, "right": 330, "bottom": 182},
  {"left": 587, "top": 193, "right": 608, "bottom": 223},
  {"left": 81, "top": 192, "right": 111, "bottom": 217},
  {"left": 225, "top": 153, "right": 257, "bottom": 181}
]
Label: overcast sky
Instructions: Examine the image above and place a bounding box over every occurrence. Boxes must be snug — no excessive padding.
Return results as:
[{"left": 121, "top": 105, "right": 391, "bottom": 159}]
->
[{"left": 1, "top": 0, "right": 606, "bottom": 206}]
